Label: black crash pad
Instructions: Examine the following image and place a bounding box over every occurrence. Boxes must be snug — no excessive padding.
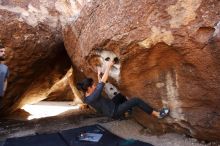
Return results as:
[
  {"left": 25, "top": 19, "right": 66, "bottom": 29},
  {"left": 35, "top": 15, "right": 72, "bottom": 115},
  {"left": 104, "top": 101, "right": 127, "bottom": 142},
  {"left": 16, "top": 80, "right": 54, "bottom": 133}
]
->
[
  {"left": 4, "top": 133, "right": 68, "bottom": 146},
  {"left": 3, "top": 124, "right": 153, "bottom": 146},
  {"left": 59, "top": 124, "right": 153, "bottom": 146}
]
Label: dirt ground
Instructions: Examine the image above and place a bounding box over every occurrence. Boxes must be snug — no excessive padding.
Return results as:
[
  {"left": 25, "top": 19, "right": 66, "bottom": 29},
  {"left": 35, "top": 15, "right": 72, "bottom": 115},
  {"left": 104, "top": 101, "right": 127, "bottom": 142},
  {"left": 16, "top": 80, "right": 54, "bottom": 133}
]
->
[{"left": 0, "top": 102, "right": 219, "bottom": 146}]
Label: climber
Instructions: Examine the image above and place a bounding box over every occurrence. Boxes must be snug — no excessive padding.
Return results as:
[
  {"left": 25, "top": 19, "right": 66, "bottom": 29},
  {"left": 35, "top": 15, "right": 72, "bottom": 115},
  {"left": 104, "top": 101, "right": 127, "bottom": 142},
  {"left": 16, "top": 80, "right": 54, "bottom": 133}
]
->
[
  {"left": 76, "top": 59, "right": 169, "bottom": 119},
  {"left": 0, "top": 42, "right": 9, "bottom": 106}
]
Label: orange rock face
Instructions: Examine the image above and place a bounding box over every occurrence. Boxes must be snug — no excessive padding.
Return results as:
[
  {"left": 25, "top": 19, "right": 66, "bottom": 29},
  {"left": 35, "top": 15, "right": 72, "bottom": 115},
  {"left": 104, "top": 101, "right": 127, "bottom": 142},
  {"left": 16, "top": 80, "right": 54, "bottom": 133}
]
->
[
  {"left": 0, "top": 0, "right": 220, "bottom": 142},
  {"left": 63, "top": 0, "right": 220, "bottom": 141},
  {"left": 0, "top": 0, "right": 72, "bottom": 113}
]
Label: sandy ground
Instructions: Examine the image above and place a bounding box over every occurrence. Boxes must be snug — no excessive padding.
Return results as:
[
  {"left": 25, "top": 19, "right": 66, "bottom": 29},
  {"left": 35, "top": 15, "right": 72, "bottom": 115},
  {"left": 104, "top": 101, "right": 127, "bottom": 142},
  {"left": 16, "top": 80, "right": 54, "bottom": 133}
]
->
[{"left": 0, "top": 101, "right": 219, "bottom": 146}]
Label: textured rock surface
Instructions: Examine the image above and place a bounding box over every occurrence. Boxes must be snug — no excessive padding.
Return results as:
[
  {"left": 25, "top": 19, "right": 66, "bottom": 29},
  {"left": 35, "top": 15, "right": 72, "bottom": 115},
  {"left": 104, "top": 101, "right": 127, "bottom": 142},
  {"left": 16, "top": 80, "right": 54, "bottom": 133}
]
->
[
  {"left": 63, "top": 0, "right": 220, "bottom": 141},
  {"left": 0, "top": 0, "right": 220, "bottom": 142},
  {"left": 0, "top": 0, "right": 76, "bottom": 113}
]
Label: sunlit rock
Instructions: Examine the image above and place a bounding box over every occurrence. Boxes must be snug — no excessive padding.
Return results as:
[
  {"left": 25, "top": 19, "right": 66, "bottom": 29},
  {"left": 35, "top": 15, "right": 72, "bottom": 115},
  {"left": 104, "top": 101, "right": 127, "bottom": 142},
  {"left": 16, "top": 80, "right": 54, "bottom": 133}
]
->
[{"left": 63, "top": 0, "right": 220, "bottom": 141}]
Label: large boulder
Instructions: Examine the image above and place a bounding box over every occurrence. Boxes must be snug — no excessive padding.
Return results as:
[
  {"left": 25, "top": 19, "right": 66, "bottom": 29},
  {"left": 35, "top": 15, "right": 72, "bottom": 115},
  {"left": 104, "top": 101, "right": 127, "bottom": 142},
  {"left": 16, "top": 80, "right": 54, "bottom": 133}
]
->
[
  {"left": 63, "top": 0, "right": 220, "bottom": 141},
  {"left": 0, "top": 0, "right": 85, "bottom": 113}
]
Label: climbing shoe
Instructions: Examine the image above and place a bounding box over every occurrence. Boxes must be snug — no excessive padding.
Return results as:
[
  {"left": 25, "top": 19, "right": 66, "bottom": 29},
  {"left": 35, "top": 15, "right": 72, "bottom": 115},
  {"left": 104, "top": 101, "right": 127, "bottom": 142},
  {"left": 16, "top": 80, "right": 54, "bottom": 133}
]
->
[{"left": 158, "top": 108, "right": 170, "bottom": 119}]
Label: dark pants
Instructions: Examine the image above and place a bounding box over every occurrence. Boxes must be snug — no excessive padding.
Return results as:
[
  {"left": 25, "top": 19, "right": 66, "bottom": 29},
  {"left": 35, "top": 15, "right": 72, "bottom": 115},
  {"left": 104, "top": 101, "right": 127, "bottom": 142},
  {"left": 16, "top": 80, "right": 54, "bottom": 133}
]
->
[
  {"left": 113, "top": 97, "right": 153, "bottom": 118},
  {"left": 111, "top": 93, "right": 127, "bottom": 105}
]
